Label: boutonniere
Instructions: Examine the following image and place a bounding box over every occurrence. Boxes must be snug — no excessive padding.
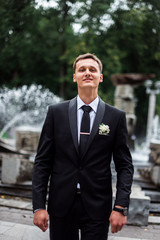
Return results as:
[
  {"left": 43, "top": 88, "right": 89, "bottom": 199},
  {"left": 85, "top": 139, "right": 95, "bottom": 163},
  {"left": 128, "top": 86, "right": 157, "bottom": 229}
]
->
[{"left": 99, "top": 123, "right": 110, "bottom": 135}]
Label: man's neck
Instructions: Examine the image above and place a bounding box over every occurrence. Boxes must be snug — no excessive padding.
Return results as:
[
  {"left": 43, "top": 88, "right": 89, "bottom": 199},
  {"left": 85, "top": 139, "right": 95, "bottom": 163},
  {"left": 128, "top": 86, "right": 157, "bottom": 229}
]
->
[{"left": 78, "top": 89, "right": 98, "bottom": 104}]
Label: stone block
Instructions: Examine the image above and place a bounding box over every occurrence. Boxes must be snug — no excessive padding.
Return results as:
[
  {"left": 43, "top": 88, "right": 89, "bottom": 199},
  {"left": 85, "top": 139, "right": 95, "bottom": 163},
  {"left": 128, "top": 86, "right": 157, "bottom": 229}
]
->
[
  {"left": 150, "top": 166, "right": 160, "bottom": 186},
  {"left": 114, "top": 98, "right": 135, "bottom": 114},
  {"left": 150, "top": 141, "right": 160, "bottom": 164},
  {"left": 1, "top": 153, "right": 33, "bottom": 184},
  {"left": 15, "top": 126, "right": 40, "bottom": 152},
  {"left": 114, "top": 85, "right": 134, "bottom": 100},
  {"left": 113, "top": 184, "right": 150, "bottom": 226},
  {"left": 128, "top": 196, "right": 150, "bottom": 226},
  {"left": 126, "top": 114, "right": 137, "bottom": 136}
]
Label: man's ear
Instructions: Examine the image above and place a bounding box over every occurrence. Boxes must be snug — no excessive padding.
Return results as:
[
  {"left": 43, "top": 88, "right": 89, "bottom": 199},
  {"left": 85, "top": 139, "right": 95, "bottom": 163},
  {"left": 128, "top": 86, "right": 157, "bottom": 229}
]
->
[
  {"left": 99, "top": 74, "right": 103, "bottom": 83},
  {"left": 73, "top": 73, "right": 76, "bottom": 82}
]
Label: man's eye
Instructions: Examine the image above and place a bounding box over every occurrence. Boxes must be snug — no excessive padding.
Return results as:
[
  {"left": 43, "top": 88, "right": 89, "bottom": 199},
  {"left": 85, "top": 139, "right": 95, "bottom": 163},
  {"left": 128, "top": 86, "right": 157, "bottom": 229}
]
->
[
  {"left": 79, "top": 68, "right": 85, "bottom": 72},
  {"left": 90, "top": 68, "right": 96, "bottom": 72}
]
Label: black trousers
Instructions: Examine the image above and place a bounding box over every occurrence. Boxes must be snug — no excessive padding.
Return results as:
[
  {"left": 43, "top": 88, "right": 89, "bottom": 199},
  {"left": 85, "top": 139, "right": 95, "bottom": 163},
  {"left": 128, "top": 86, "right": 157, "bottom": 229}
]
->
[{"left": 49, "top": 194, "right": 109, "bottom": 240}]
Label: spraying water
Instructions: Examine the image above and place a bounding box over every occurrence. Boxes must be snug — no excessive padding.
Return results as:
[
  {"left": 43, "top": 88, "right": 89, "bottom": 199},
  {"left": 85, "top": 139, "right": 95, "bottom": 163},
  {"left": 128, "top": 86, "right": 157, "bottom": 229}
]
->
[{"left": 0, "top": 84, "right": 62, "bottom": 138}]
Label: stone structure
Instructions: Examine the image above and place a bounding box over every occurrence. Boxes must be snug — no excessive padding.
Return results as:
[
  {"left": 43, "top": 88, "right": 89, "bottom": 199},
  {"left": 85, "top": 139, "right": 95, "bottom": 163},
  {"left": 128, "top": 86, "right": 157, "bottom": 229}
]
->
[
  {"left": 1, "top": 153, "right": 32, "bottom": 184},
  {"left": 111, "top": 73, "right": 155, "bottom": 86},
  {"left": 111, "top": 73, "right": 155, "bottom": 149},
  {"left": 16, "top": 126, "right": 41, "bottom": 152},
  {"left": 150, "top": 165, "right": 160, "bottom": 186},
  {"left": 150, "top": 141, "right": 160, "bottom": 164},
  {"left": 113, "top": 184, "right": 150, "bottom": 226},
  {"left": 138, "top": 140, "right": 160, "bottom": 187},
  {"left": 149, "top": 140, "right": 160, "bottom": 186},
  {"left": 114, "top": 84, "right": 136, "bottom": 139},
  {"left": 0, "top": 126, "right": 41, "bottom": 184}
]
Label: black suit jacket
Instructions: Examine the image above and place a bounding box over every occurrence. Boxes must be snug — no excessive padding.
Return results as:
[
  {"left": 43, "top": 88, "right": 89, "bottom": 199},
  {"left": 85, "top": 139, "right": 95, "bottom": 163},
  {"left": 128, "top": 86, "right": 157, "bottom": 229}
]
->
[{"left": 32, "top": 97, "right": 134, "bottom": 220}]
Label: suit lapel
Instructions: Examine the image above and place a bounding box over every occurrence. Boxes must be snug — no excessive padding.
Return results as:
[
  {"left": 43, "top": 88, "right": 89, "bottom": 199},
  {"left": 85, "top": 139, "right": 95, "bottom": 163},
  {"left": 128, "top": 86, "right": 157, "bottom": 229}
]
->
[
  {"left": 69, "top": 97, "right": 79, "bottom": 155},
  {"left": 81, "top": 98, "right": 105, "bottom": 159}
]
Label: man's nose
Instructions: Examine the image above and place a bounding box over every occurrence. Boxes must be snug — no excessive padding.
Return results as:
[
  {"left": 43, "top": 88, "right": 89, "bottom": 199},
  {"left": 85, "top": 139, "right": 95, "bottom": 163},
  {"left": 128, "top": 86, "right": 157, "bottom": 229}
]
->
[{"left": 85, "top": 68, "right": 90, "bottom": 75}]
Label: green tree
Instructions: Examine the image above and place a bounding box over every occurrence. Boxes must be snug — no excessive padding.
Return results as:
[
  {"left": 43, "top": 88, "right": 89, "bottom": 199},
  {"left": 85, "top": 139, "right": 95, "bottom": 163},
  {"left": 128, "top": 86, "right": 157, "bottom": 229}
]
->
[{"left": 0, "top": 0, "right": 37, "bottom": 86}]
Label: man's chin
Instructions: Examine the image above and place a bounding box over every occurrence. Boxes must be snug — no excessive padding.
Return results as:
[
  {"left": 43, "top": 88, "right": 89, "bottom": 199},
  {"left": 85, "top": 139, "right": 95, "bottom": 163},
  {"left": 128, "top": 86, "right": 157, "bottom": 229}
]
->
[{"left": 81, "top": 84, "right": 93, "bottom": 88}]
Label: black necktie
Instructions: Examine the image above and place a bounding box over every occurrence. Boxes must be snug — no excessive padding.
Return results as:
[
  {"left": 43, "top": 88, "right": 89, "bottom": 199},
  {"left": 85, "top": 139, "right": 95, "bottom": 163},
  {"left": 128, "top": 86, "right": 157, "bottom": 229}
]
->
[{"left": 80, "top": 105, "right": 92, "bottom": 156}]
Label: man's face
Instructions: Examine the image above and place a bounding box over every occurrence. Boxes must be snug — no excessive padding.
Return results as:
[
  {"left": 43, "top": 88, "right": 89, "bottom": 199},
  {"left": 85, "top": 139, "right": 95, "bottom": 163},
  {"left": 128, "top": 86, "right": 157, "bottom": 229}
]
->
[{"left": 73, "top": 58, "right": 103, "bottom": 90}]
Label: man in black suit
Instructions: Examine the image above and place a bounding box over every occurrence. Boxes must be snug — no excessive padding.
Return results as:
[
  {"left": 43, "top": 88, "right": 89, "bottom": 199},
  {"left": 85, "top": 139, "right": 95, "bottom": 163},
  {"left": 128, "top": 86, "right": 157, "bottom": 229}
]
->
[{"left": 32, "top": 53, "right": 134, "bottom": 240}]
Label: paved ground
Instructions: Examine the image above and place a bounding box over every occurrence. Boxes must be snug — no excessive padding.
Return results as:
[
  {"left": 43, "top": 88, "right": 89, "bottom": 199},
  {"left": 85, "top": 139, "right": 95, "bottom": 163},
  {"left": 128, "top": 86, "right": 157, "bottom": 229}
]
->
[
  {"left": 0, "top": 200, "right": 160, "bottom": 240},
  {"left": 1, "top": 218, "right": 160, "bottom": 240}
]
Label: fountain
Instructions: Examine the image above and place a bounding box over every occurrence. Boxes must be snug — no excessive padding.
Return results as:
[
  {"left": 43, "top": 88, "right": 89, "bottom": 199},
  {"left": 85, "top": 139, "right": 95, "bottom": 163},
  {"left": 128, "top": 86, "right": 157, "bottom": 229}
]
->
[
  {"left": 0, "top": 84, "right": 62, "bottom": 138},
  {"left": 0, "top": 84, "right": 62, "bottom": 184}
]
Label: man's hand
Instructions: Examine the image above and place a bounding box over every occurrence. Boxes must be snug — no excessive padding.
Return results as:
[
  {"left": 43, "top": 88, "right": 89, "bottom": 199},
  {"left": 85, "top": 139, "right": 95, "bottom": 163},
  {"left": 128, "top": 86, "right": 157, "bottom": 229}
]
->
[
  {"left": 33, "top": 209, "right": 49, "bottom": 232},
  {"left": 109, "top": 210, "right": 127, "bottom": 233}
]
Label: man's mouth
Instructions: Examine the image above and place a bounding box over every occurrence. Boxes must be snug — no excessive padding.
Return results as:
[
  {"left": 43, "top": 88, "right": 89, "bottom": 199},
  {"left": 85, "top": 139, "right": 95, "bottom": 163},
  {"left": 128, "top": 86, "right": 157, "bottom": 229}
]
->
[{"left": 83, "top": 78, "right": 93, "bottom": 81}]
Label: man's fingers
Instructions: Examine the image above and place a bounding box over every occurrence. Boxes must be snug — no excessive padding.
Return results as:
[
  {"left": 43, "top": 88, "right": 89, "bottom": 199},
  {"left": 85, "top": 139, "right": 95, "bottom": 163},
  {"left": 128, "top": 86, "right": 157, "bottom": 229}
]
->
[
  {"left": 111, "top": 221, "right": 123, "bottom": 233},
  {"left": 34, "top": 219, "right": 47, "bottom": 231},
  {"left": 42, "top": 218, "right": 49, "bottom": 231},
  {"left": 33, "top": 209, "right": 49, "bottom": 232},
  {"left": 111, "top": 224, "right": 123, "bottom": 233},
  {"left": 109, "top": 210, "right": 127, "bottom": 233}
]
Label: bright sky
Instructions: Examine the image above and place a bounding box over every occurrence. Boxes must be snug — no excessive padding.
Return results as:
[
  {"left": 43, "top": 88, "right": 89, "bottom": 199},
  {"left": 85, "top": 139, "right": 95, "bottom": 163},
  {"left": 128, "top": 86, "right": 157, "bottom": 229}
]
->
[{"left": 35, "top": 0, "right": 58, "bottom": 8}]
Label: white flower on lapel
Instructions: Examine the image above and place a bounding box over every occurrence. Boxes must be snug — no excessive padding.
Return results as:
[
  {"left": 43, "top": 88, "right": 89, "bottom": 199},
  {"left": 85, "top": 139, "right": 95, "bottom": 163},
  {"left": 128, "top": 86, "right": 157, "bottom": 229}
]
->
[{"left": 99, "top": 123, "right": 110, "bottom": 135}]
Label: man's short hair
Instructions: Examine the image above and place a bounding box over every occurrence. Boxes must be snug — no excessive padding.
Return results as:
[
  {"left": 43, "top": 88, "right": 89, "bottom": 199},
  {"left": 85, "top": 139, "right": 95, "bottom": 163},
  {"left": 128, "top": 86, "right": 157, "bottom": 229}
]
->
[{"left": 73, "top": 53, "right": 103, "bottom": 73}]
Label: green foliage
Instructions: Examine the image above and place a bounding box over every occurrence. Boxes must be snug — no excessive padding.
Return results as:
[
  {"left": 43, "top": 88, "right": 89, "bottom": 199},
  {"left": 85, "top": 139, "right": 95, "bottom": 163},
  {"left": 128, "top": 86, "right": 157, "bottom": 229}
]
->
[{"left": 0, "top": 0, "right": 36, "bottom": 84}]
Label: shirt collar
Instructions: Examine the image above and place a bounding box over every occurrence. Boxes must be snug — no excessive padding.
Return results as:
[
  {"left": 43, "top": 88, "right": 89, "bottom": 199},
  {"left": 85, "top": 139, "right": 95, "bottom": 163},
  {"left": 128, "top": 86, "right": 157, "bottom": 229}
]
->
[{"left": 77, "top": 95, "right": 99, "bottom": 113}]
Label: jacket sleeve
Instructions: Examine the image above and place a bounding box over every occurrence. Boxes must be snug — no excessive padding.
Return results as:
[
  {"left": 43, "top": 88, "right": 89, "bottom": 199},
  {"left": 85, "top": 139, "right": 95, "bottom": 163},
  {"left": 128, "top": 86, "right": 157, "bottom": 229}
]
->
[
  {"left": 113, "top": 112, "right": 134, "bottom": 208},
  {"left": 32, "top": 106, "right": 54, "bottom": 211}
]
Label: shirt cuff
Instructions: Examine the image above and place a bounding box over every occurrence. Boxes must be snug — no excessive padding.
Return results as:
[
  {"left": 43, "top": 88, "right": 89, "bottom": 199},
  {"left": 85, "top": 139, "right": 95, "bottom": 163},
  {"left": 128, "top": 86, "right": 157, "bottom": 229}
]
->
[{"left": 34, "top": 208, "right": 45, "bottom": 213}]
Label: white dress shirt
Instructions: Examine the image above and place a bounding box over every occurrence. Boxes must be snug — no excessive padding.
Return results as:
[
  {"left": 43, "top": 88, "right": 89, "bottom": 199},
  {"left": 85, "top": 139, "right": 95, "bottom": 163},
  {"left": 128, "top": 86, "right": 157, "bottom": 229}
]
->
[
  {"left": 77, "top": 95, "right": 99, "bottom": 189},
  {"left": 77, "top": 95, "right": 99, "bottom": 143}
]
